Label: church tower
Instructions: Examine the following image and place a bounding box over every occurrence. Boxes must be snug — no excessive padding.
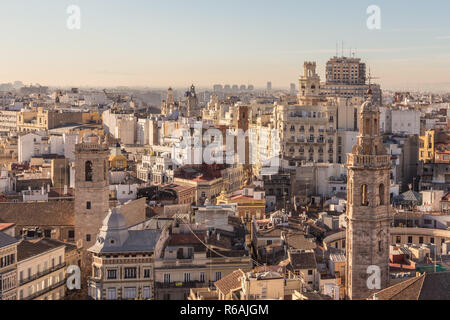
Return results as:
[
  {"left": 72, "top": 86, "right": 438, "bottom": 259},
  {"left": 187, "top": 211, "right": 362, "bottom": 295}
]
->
[
  {"left": 345, "top": 91, "right": 392, "bottom": 300},
  {"left": 74, "top": 134, "right": 110, "bottom": 252}
]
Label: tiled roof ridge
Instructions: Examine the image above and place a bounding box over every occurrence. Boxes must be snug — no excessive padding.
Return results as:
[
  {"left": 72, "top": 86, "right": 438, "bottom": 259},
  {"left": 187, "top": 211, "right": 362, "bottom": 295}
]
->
[{"left": 374, "top": 273, "right": 426, "bottom": 300}]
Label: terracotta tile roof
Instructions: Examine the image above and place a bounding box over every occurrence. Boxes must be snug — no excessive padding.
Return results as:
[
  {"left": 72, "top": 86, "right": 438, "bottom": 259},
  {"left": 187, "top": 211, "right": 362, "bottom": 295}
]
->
[
  {"left": 0, "top": 202, "right": 74, "bottom": 227},
  {"left": 17, "top": 239, "right": 64, "bottom": 262},
  {"left": 372, "top": 272, "right": 450, "bottom": 300},
  {"left": 289, "top": 252, "right": 317, "bottom": 270},
  {"left": 214, "top": 269, "right": 245, "bottom": 295},
  {"left": 0, "top": 222, "right": 15, "bottom": 231}
]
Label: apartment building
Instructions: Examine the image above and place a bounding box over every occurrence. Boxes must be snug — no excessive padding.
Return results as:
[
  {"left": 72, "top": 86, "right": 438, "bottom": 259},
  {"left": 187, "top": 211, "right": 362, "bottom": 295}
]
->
[
  {"left": 16, "top": 239, "right": 66, "bottom": 300},
  {"left": 153, "top": 220, "right": 252, "bottom": 300},
  {"left": 0, "top": 232, "right": 18, "bottom": 300},
  {"left": 273, "top": 103, "right": 337, "bottom": 165},
  {"left": 88, "top": 208, "right": 160, "bottom": 300},
  {"left": 0, "top": 110, "right": 18, "bottom": 133}
]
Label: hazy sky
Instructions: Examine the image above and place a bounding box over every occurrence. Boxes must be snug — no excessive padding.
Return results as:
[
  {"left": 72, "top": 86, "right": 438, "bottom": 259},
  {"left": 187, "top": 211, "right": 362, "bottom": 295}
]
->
[{"left": 1, "top": 0, "right": 450, "bottom": 89}]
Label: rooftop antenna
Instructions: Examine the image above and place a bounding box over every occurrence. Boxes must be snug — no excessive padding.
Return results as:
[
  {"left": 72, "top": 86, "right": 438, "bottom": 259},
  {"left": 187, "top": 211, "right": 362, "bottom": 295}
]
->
[
  {"left": 336, "top": 42, "right": 338, "bottom": 57},
  {"left": 342, "top": 41, "right": 344, "bottom": 57}
]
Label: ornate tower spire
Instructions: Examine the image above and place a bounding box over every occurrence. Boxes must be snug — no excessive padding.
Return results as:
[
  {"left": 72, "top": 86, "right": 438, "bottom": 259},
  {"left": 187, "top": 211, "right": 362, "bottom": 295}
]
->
[{"left": 345, "top": 94, "right": 392, "bottom": 300}]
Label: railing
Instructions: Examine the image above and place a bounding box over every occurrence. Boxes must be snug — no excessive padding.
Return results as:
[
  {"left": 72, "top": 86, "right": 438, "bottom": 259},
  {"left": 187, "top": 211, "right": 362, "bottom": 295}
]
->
[
  {"left": 155, "top": 280, "right": 207, "bottom": 289},
  {"left": 347, "top": 154, "right": 391, "bottom": 167},
  {"left": 23, "top": 278, "right": 66, "bottom": 300},
  {"left": 19, "top": 263, "right": 66, "bottom": 286}
]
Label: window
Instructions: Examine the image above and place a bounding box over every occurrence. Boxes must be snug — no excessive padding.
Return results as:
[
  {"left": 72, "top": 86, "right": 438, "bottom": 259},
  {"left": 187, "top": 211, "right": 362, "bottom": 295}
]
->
[
  {"left": 164, "top": 273, "right": 171, "bottom": 283},
  {"left": 143, "top": 287, "right": 151, "bottom": 300},
  {"left": 68, "top": 230, "right": 75, "bottom": 239},
  {"left": 107, "top": 270, "right": 117, "bottom": 280},
  {"left": 143, "top": 269, "right": 151, "bottom": 279},
  {"left": 85, "top": 161, "right": 93, "bottom": 182},
  {"left": 200, "top": 272, "right": 206, "bottom": 283},
  {"left": 361, "top": 185, "right": 369, "bottom": 206},
  {"left": 86, "top": 201, "right": 91, "bottom": 210},
  {"left": 408, "top": 236, "right": 413, "bottom": 244},
  {"left": 308, "top": 270, "right": 313, "bottom": 275},
  {"left": 430, "top": 237, "right": 435, "bottom": 244},
  {"left": 419, "top": 237, "right": 424, "bottom": 244},
  {"left": 396, "top": 236, "right": 401, "bottom": 244},
  {"left": 124, "top": 267, "right": 137, "bottom": 279},
  {"left": 124, "top": 287, "right": 136, "bottom": 300},
  {"left": 86, "top": 234, "right": 91, "bottom": 242},
  {"left": 379, "top": 184, "right": 385, "bottom": 205},
  {"left": 107, "top": 288, "right": 116, "bottom": 300},
  {"left": 215, "top": 272, "right": 222, "bottom": 281},
  {"left": 184, "top": 273, "right": 191, "bottom": 283}
]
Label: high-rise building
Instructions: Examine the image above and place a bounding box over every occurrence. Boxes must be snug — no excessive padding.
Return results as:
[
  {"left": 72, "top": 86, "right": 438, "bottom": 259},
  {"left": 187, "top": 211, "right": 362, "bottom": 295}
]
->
[
  {"left": 326, "top": 56, "right": 366, "bottom": 85},
  {"left": 345, "top": 91, "right": 392, "bottom": 300},
  {"left": 267, "top": 82, "right": 272, "bottom": 91},
  {"left": 321, "top": 56, "right": 382, "bottom": 105}
]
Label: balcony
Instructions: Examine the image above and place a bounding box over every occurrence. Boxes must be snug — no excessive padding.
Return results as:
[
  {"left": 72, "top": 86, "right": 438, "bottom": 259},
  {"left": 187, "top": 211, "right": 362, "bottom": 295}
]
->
[
  {"left": 23, "top": 278, "right": 66, "bottom": 300},
  {"left": 155, "top": 280, "right": 207, "bottom": 289},
  {"left": 19, "top": 263, "right": 66, "bottom": 286},
  {"left": 347, "top": 154, "right": 391, "bottom": 167}
]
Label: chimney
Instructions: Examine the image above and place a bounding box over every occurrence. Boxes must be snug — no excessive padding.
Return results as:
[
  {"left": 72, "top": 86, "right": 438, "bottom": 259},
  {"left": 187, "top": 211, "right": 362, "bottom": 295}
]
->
[
  {"left": 47, "top": 184, "right": 50, "bottom": 192},
  {"left": 41, "top": 186, "right": 44, "bottom": 195},
  {"left": 217, "top": 233, "right": 220, "bottom": 241},
  {"left": 64, "top": 185, "right": 68, "bottom": 195}
]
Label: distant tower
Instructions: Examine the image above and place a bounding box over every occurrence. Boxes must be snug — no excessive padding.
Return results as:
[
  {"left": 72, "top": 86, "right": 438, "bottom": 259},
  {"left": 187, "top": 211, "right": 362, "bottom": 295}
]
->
[
  {"left": 161, "top": 87, "right": 175, "bottom": 116},
  {"left": 186, "top": 84, "right": 200, "bottom": 118},
  {"left": 345, "top": 91, "right": 392, "bottom": 300},
  {"left": 166, "top": 87, "right": 175, "bottom": 105},
  {"left": 266, "top": 81, "right": 272, "bottom": 92},
  {"left": 298, "top": 62, "right": 321, "bottom": 105},
  {"left": 74, "top": 134, "right": 110, "bottom": 253}
]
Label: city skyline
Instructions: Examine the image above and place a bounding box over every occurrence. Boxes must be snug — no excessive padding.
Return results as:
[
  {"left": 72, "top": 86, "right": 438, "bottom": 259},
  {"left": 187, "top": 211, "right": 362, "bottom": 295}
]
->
[{"left": 1, "top": 0, "right": 450, "bottom": 90}]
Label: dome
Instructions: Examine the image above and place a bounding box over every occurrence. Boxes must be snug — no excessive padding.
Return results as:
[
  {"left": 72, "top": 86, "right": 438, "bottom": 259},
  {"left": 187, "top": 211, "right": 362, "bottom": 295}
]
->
[
  {"left": 360, "top": 95, "right": 378, "bottom": 113},
  {"left": 101, "top": 208, "right": 127, "bottom": 231}
]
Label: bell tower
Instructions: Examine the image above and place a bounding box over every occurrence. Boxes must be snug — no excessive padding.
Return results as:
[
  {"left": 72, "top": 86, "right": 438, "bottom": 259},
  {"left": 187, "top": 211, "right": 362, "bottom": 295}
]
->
[
  {"left": 298, "top": 61, "right": 321, "bottom": 105},
  {"left": 345, "top": 91, "right": 392, "bottom": 300},
  {"left": 74, "top": 135, "right": 110, "bottom": 252}
]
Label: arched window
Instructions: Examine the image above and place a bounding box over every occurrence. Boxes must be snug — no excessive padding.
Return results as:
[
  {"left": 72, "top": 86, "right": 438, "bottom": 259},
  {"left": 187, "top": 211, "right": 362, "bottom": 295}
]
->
[
  {"left": 85, "top": 161, "right": 93, "bottom": 182},
  {"left": 349, "top": 182, "right": 353, "bottom": 204},
  {"left": 361, "top": 184, "right": 368, "bottom": 206},
  {"left": 379, "top": 184, "right": 385, "bottom": 205},
  {"left": 365, "top": 119, "right": 370, "bottom": 135}
]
